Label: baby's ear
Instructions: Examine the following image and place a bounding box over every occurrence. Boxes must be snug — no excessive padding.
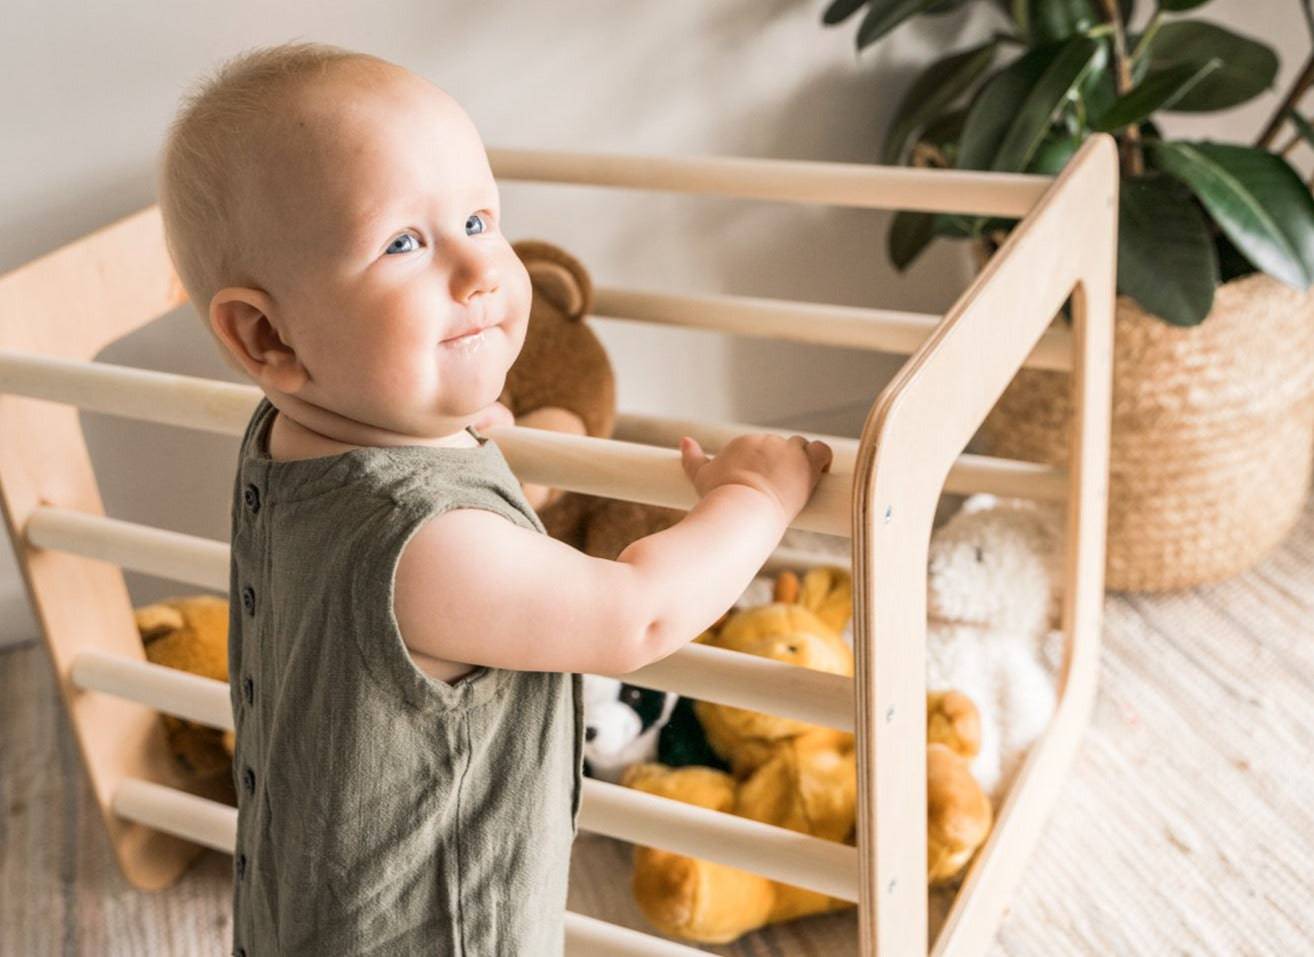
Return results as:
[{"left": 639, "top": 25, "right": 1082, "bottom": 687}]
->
[
  {"left": 209, "top": 287, "right": 306, "bottom": 393},
  {"left": 512, "top": 239, "right": 593, "bottom": 319}
]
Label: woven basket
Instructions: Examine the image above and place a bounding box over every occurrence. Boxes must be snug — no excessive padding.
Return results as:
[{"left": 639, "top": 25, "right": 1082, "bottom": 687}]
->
[{"left": 976, "top": 271, "right": 1314, "bottom": 592}]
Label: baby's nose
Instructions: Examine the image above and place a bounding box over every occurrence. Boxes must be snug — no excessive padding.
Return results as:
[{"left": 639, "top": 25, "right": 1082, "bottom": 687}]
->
[{"left": 451, "top": 246, "right": 500, "bottom": 302}]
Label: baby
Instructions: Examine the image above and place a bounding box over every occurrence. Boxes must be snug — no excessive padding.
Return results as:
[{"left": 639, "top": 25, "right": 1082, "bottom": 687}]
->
[{"left": 158, "top": 41, "right": 831, "bottom": 956}]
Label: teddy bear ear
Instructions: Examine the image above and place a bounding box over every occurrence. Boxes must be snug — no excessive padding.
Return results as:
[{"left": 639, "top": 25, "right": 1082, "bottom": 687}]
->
[
  {"left": 772, "top": 570, "right": 800, "bottom": 604},
  {"left": 511, "top": 239, "right": 594, "bottom": 320},
  {"left": 134, "top": 603, "right": 185, "bottom": 644},
  {"left": 798, "top": 566, "right": 853, "bottom": 633}
]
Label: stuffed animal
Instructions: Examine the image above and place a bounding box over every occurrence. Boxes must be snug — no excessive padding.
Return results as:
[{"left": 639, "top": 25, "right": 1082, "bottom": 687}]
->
[
  {"left": 925, "top": 493, "right": 1066, "bottom": 805},
  {"left": 742, "top": 494, "right": 1067, "bottom": 807},
  {"left": 499, "top": 239, "right": 683, "bottom": 559},
  {"left": 581, "top": 674, "right": 678, "bottom": 783},
  {"left": 619, "top": 567, "right": 994, "bottom": 945},
  {"left": 133, "top": 595, "right": 236, "bottom": 781}
]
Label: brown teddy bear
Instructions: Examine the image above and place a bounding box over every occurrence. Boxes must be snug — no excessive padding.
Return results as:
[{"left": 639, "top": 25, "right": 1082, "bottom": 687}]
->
[
  {"left": 134, "top": 594, "right": 236, "bottom": 797},
  {"left": 619, "top": 567, "right": 994, "bottom": 945},
  {"left": 500, "top": 239, "right": 683, "bottom": 558}
]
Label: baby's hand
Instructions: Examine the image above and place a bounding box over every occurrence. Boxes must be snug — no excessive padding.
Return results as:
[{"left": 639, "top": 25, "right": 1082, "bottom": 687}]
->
[
  {"left": 470, "top": 401, "right": 515, "bottom": 433},
  {"left": 680, "top": 433, "right": 832, "bottom": 524}
]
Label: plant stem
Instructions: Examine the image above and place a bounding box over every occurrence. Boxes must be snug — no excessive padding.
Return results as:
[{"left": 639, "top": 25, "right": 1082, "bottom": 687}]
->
[
  {"left": 1128, "top": 10, "right": 1164, "bottom": 64},
  {"left": 1255, "top": 51, "right": 1314, "bottom": 151},
  {"left": 1097, "top": 0, "right": 1142, "bottom": 175}
]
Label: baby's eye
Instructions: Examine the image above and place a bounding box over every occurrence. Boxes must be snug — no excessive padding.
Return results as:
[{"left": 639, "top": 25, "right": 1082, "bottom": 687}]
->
[
  {"left": 384, "top": 233, "right": 420, "bottom": 255},
  {"left": 466, "top": 212, "right": 489, "bottom": 236}
]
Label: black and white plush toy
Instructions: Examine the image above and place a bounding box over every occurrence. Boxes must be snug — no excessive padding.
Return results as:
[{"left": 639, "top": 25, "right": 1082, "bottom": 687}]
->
[{"left": 581, "top": 674, "right": 677, "bottom": 783}]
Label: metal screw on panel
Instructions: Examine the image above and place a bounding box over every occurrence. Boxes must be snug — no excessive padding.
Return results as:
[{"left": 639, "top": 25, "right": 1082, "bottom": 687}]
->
[
  {"left": 885, "top": 707, "right": 895, "bottom": 723},
  {"left": 883, "top": 505, "right": 893, "bottom": 524},
  {"left": 888, "top": 879, "right": 897, "bottom": 894}
]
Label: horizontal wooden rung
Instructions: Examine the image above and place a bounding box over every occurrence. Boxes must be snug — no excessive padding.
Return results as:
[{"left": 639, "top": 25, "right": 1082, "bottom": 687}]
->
[
  {"left": 111, "top": 770, "right": 861, "bottom": 903},
  {"left": 67, "top": 610, "right": 854, "bottom": 736},
  {"left": 110, "top": 779, "right": 705, "bottom": 956},
  {"left": 0, "top": 351, "right": 1069, "bottom": 510},
  {"left": 590, "top": 285, "right": 1073, "bottom": 371},
  {"left": 580, "top": 776, "right": 860, "bottom": 902},
  {"left": 489, "top": 146, "right": 1052, "bottom": 218}
]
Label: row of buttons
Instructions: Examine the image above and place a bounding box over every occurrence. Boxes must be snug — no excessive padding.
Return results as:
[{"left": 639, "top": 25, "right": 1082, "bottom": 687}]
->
[{"left": 234, "top": 482, "right": 260, "bottom": 957}]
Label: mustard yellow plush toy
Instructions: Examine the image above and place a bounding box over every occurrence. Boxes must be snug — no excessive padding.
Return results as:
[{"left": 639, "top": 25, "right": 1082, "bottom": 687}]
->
[
  {"left": 133, "top": 594, "right": 236, "bottom": 784},
  {"left": 619, "top": 567, "right": 994, "bottom": 945}
]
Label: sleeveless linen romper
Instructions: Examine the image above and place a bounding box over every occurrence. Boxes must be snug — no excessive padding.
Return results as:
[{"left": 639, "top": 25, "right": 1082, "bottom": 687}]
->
[{"left": 226, "top": 396, "right": 584, "bottom": 956}]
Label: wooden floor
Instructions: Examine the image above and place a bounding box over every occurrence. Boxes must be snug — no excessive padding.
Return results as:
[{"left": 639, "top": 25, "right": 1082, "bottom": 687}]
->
[{"left": 4, "top": 491, "right": 1313, "bottom": 955}]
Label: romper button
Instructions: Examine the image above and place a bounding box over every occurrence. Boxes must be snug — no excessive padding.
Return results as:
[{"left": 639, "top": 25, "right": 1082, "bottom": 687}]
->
[
  {"left": 235, "top": 949, "right": 247, "bottom": 957},
  {"left": 236, "top": 853, "right": 247, "bottom": 880},
  {"left": 243, "top": 483, "right": 261, "bottom": 513},
  {"left": 241, "top": 586, "right": 255, "bottom": 616},
  {"left": 243, "top": 766, "right": 256, "bottom": 795},
  {"left": 243, "top": 676, "right": 254, "bottom": 705}
]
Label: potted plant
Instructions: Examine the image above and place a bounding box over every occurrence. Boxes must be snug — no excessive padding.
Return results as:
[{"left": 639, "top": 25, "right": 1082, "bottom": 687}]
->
[{"left": 823, "top": 0, "right": 1314, "bottom": 591}]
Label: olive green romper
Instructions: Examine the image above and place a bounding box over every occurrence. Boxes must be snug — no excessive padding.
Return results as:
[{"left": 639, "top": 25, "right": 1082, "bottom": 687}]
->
[{"left": 226, "top": 396, "right": 583, "bottom": 956}]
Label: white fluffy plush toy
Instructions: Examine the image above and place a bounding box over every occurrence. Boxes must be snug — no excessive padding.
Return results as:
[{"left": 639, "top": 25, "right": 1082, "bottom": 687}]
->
[{"left": 925, "top": 493, "right": 1066, "bottom": 806}]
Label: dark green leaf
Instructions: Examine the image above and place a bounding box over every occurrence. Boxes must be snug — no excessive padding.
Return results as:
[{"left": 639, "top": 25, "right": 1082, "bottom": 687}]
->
[
  {"left": 888, "top": 210, "right": 938, "bottom": 270},
  {"left": 1026, "top": 0, "right": 1098, "bottom": 44},
  {"left": 1159, "top": 0, "right": 1212, "bottom": 10},
  {"left": 882, "top": 42, "right": 998, "bottom": 165},
  {"left": 1215, "top": 228, "right": 1257, "bottom": 284},
  {"left": 957, "top": 43, "right": 1066, "bottom": 171},
  {"left": 1079, "top": 40, "right": 1116, "bottom": 121},
  {"left": 1091, "top": 58, "right": 1222, "bottom": 132},
  {"left": 992, "top": 36, "right": 1100, "bottom": 172},
  {"left": 913, "top": 107, "right": 970, "bottom": 167},
  {"left": 856, "top": 0, "right": 945, "bottom": 49},
  {"left": 823, "top": 0, "right": 868, "bottom": 26},
  {"left": 1143, "top": 21, "right": 1278, "bottom": 111},
  {"left": 1147, "top": 140, "right": 1314, "bottom": 289},
  {"left": 1027, "top": 133, "right": 1082, "bottom": 174},
  {"left": 933, "top": 213, "right": 978, "bottom": 238},
  {"left": 1117, "top": 173, "right": 1217, "bottom": 326},
  {"left": 925, "top": 0, "right": 971, "bottom": 13}
]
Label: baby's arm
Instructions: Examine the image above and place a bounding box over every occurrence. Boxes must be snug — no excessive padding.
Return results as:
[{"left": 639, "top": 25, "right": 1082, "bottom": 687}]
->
[{"left": 394, "top": 482, "right": 790, "bottom": 678}]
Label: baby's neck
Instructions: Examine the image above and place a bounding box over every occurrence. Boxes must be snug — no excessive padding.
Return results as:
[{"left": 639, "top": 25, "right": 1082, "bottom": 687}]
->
[{"left": 266, "top": 396, "right": 477, "bottom": 463}]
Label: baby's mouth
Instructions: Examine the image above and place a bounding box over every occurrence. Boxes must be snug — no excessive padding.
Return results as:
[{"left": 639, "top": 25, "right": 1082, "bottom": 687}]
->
[{"left": 441, "top": 318, "right": 498, "bottom": 350}]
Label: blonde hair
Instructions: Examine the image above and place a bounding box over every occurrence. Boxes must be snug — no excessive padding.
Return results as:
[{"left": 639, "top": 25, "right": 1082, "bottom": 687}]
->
[{"left": 156, "top": 41, "right": 388, "bottom": 367}]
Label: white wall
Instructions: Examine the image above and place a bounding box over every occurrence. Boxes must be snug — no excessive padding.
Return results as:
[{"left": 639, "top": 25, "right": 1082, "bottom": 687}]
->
[{"left": 1, "top": 0, "right": 1305, "bottom": 646}]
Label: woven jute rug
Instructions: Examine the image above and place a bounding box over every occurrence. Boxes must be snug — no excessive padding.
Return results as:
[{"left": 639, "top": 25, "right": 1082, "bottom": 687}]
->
[{"left": 4, "top": 491, "right": 1313, "bottom": 955}]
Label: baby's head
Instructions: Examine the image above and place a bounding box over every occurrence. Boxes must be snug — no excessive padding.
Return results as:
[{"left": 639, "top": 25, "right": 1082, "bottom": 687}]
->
[{"left": 158, "top": 42, "right": 531, "bottom": 444}]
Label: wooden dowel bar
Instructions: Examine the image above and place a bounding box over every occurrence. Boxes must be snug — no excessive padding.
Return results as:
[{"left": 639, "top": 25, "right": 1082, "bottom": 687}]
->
[
  {"left": 26, "top": 506, "right": 228, "bottom": 590},
  {"left": 562, "top": 912, "right": 709, "bottom": 957},
  {"left": 590, "top": 286, "right": 1074, "bottom": 372},
  {"left": 489, "top": 147, "right": 1052, "bottom": 218},
  {"left": 110, "top": 779, "right": 706, "bottom": 957},
  {"left": 613, "top": 410, "right": 1068, "bottom": 502},
  {"left": 61, "top": 565, "right": 854, "bottom": 732},
  {"left": 71, "top": 649, "right": 234, "bottom": 730},
  {"left": 578, "top": 777, "right": 860, "bottom": 902},
  {"left": 0, "top": 348, "right": 254, "bottom": 435},
  {"left": 113, "top": 778, "right": 237, "bottom": 853},
  {"left": 0, "top": 350, "right": 1069, "bottom": 504},
  {"left": 96, "top": 671, "right": 858, "bottom": 901},
  {"left": 614, "top": 641, "right": 854, "bottom": 734}
]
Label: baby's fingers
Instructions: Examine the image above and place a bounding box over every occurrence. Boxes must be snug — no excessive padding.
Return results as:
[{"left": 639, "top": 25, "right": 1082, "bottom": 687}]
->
[
  {"left": 680, "top": 436, "right": 708, "bottom": 482},
  {"left": 808, "top": 440, "right": 833, "bottom": 474}
]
